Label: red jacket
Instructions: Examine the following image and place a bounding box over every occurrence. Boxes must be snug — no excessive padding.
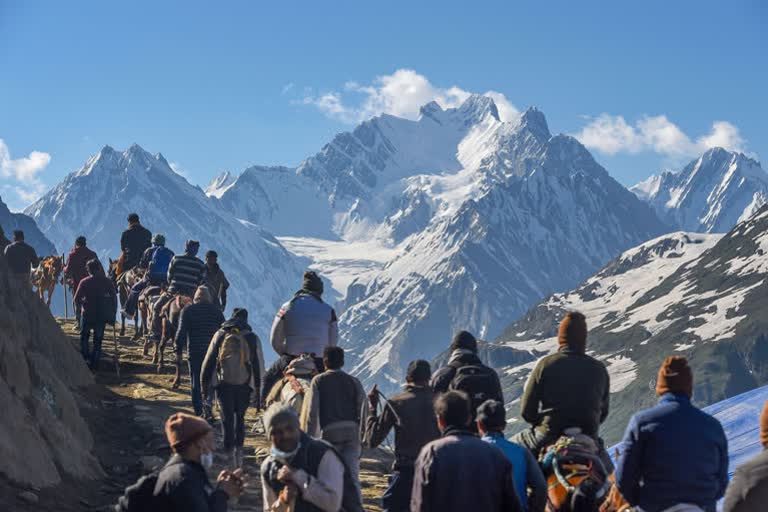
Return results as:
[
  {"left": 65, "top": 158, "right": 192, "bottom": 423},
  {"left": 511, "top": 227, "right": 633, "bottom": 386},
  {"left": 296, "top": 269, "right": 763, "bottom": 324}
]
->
[
  {"left": 73, "top": 274, "right": 117, "bottom": 323},
  {"left": 64, "top": 246, "right": 98, "bottom": 287}
]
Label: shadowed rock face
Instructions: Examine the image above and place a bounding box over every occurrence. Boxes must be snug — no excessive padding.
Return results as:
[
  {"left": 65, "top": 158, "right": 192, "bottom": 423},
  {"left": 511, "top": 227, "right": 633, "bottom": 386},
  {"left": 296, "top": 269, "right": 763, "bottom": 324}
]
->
[
  {"left": 0, "top": 256, "right": 102, "bottom": 487},
  {"left": 0, "top": 196, "right": 56, "bottom": 256}
]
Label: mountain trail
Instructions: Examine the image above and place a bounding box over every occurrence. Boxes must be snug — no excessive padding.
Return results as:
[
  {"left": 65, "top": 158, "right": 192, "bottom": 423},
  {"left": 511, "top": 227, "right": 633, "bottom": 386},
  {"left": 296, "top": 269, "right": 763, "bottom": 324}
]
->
[{"left": 20, "top": 318, "right": 391, "bottom": 511}]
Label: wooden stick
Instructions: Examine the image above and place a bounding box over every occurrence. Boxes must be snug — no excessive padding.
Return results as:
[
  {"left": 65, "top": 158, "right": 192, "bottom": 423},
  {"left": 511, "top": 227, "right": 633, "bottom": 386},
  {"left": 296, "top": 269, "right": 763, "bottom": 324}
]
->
[{"left": 113, "top": 323, "right": 120, "bottom": 378}]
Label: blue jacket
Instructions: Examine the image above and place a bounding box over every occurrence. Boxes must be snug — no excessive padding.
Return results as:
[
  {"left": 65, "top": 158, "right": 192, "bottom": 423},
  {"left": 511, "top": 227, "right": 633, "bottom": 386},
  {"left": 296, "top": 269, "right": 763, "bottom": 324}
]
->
[
  {"left": 482, "top": 432, "right": 547, "bottom": 512},
  {"left": 615, "top": 393, "right": 728, "bottom": 512}
]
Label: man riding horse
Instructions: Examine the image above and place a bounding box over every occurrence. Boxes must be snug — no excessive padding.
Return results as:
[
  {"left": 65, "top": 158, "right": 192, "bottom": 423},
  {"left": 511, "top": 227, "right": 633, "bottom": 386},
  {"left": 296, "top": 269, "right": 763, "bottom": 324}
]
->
[
  {"left": 114, "top": 212, "right": 151, "bottom": 279},
  {"left": 123, "top": 233, "right": 173, "bottom": 321},
  {"left": 150, "top": 239, "right": 206, "bottom": 344},
  {"left": 4, "top": 230, "right": 39, "bottom": 281}
]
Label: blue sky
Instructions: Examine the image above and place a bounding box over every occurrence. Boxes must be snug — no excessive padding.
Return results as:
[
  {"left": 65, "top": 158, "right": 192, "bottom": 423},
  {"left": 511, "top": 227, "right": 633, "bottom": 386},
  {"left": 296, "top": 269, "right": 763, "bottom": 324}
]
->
[{"left": 1, "top": 0, "right": 766, "bottom": 211}]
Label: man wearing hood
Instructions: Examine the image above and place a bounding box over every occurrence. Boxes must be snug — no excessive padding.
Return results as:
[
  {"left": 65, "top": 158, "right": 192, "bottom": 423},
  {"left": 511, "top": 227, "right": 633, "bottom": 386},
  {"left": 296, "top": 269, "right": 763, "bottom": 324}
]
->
[
  {"left": 151, "top": 239, "right": 206, "bottom": 341},
  {"left": 514, "top": 312, "right": 612, "bottom": 468},
  {"left": 431, "top": 330, "right": 504, "bottom": 431},
  {"left": 201, "top": 308, "right": 264, "bottom": 468},
  {"left": 262, "top": 271, "right": 338, "bottom": 407},
  {"left": 173, "top": 286, "right": 224, "bottom": 419}
]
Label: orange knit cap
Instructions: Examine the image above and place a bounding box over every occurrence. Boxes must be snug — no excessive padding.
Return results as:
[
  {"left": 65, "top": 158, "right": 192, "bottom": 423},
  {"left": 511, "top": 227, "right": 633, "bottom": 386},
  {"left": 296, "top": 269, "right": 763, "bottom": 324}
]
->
[
  {"left": 656, "top": 356, "right": 693, "bottom": 397},
  {"left": 165, "top": 413, "right": 212, "bottom": 451}
]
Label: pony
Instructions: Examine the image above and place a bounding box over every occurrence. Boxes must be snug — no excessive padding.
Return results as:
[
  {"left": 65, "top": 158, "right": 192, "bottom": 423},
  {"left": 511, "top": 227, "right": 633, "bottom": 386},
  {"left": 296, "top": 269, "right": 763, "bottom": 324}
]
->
[
  {"left": 107, "top": 258, "right": 145, "bottom": 337},
  {"left": 152, "top": 293, "right": 193, "bottom": 372},
  {"left": 31, "top": 255, "right": 63, "bottom": 307},
  {"left": 265, "top": 354, "right": 318, "bottom": 415}
]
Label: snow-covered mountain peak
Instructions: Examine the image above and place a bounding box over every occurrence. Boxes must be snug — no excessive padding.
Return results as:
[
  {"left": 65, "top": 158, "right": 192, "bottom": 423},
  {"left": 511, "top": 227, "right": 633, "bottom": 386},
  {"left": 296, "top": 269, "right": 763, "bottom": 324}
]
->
[
  {"left": 517, "top": 106, "right": 550, "bottom": 141},
  {"left": 632, "top": 148, "right": 768, "bottom": 233},
  {"left": 205, "top": 170, "right": 238, "bottom": 198}
]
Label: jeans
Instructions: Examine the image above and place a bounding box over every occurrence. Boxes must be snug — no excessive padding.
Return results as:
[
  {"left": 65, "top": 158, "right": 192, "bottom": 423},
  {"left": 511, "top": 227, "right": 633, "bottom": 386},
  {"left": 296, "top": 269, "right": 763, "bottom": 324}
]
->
[
  {"left": 217, "top": 383, "right": 251, "bottom": 451},
  {"left": 124, "top": 277, "right": 150, "bottom": 316},
  {"left": 80, "top": 318, "right": 106, "bottom": 370},
  {"left": 188, "top": 356, "right": 212, "bottom": 417},
  {"left": 381, "top": 466, "right": 415, "bottom": 512},
  {"left": 332, "top": 438, "right": 362, "bottom": 500},
  {"left": 262, "top": 354, "right": 324, "bottom": 406}
]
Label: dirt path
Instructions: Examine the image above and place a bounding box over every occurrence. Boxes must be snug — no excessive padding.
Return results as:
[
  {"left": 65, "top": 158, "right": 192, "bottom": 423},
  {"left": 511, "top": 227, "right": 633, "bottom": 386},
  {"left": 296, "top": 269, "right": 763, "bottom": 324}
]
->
[{"left": 33, "top": 318, "right": 391, "bottom": 511}]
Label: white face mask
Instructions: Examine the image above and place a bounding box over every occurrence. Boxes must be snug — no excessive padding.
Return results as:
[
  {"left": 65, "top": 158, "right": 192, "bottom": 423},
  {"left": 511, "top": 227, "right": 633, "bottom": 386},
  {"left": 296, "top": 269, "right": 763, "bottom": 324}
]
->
[{"left": 200, "top": 451, "right": 214, "bottom": 469}]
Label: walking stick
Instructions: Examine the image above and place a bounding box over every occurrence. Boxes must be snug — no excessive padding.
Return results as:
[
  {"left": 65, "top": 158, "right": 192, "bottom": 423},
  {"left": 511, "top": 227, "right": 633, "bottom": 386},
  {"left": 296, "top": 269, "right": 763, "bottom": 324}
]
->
[
  {"left": 62, "top": 254, "right": 68, "bottom": 319},
  {"left": 113, "top": 323, "right": 120, "bottom": 378}
]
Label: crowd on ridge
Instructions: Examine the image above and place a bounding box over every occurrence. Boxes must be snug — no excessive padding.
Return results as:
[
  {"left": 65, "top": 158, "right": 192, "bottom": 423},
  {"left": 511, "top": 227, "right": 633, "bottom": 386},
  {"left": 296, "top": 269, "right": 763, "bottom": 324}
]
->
[{"left": 3, "top": 214, "right": 768, "bottom": 512}]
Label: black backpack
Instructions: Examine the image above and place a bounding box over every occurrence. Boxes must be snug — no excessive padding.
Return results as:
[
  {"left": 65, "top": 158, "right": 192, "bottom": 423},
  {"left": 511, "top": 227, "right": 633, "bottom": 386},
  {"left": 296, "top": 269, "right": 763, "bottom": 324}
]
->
[
  {"left": 91, "top": 291, "right": 117, "bottom": 325},
  {"left": 114, "top": 471, "right": 159, "bottom": 512},
  {"left": 448, "top": 364, "right": 499, "bottom": 414}
]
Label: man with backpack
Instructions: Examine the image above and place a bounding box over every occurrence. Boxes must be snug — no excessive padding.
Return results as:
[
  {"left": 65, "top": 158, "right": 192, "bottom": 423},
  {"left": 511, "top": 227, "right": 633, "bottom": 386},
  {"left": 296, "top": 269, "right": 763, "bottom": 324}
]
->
[
  {"left": 200, "top": 307, "right": 264, "bottom": 469},
  {"left": 173, "top": 286, "right": 224, "bottom": 419},
  {"left": 300, "top": 346, "right": 366, "bottom": 499},
  {"left": 261, "top": 404, "right": 363, "bottom": 512},
  {"left": 616, "top": 356, "right": 728, "bottom": 512},
  {"left": 124, "top": 233, "right": 174, "bottom": 319},
  {"left": 411, "top": 391, "right": 523, "bottom": 512},
  {"left": 431, "top": 330, "right": 504, "bottom": 432},
  {"left": 63, "top": 235, "right": 98, "bottom": 328},
  {"left": 514, "top": 312, "right": 613, "bottom": 469},
  {"left": 262, "top": 270, "right": 338, "bottom": 407},
  {"left": 115, "top": 412, "right": 244, "bottom": 512},
  {"left": 364, "top": 359, "right": 441, "bottom": 512},
  {"left": 73, "top": 258, "right": 117, "bottom": 372},
  {"left": 477, "top": 400, "right": 547, "bottom": 512}
]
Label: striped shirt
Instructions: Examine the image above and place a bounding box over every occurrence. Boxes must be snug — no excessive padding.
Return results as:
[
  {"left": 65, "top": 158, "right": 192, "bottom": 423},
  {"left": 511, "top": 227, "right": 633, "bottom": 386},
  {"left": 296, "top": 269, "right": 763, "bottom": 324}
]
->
[
  {"left": 167, "top": 254, "right": 206, "bottom": 294},
  {"left": 174, "top": 302, "right": 225, "bottom": 359}
]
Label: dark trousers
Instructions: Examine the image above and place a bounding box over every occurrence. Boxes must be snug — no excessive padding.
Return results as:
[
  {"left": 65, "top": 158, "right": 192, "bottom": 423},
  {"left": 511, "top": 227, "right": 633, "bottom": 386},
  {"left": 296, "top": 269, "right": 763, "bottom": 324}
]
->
[
  {"left": 124, "top": 277, "right": 150, "bottom": 316},
  {"left": 217, "top": 383, "right": 251, "bottom": 451},
  {"left": 188, "top": 356, "right": 212, "bottom": 417},
  {"left": 262, "top": 354, "right": 324, "bottom": 406},
  {"left": 381, "top": 466, "right": 415, "bottom": 512},
  {"left": 80, "top": 318, "right": 106, "bottom": 370}
]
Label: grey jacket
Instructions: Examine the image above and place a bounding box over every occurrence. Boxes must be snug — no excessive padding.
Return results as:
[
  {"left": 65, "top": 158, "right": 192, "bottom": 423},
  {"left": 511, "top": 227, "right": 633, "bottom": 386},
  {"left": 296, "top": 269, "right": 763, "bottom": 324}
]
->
[
  {"left": 723, "top": 449, "right": 768, "bottom": 512},
  {"left": 270, "top": 291, "right": 338, "bottom": 357}
]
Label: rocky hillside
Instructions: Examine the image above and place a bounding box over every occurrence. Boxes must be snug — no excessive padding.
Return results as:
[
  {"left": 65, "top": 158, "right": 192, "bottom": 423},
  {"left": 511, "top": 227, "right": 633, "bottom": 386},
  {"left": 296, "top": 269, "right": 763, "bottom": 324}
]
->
[
  {"left": 494, "top": 206, "right": 768, "bottom": 443},
  {"left": 0, "top": 254, "right": 101, "bottom": 501}
]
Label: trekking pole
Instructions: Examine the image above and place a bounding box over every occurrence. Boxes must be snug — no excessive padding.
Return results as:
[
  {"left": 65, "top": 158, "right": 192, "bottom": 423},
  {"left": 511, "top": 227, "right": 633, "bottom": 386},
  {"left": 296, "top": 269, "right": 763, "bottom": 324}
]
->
[
  {"left": 62, "top": 254, "right": 68, "bottom": 320},
  {"left": 113, "top": 323, "right": 120, "bottom": 378}
]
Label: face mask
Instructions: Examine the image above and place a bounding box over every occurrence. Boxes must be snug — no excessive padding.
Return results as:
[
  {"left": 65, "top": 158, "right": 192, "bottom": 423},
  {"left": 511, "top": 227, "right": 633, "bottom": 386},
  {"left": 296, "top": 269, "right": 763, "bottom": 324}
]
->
[
  {"left": 270, "top": 442, "right": 300, "bottom": 461},
  {"left": 200, "top": 451, "right": 214, "bottom": 469}
]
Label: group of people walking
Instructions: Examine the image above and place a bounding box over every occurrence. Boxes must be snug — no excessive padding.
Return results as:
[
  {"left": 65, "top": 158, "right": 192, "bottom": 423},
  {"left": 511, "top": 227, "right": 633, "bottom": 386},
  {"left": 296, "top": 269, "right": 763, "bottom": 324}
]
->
[{"left": 5, "top": 214, "right": 768, "bottom": 512}]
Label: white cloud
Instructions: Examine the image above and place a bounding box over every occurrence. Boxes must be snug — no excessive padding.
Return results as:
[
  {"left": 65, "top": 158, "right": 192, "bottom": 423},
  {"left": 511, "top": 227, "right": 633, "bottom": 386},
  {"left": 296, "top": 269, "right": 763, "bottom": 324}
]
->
[
  {"left": 169, "top": 161, "right": 188, "bottom": 177},
  {"left": 0, "top": 139, "right": 50, "bottom": 206},
  {"left": 299, "top": 69, "right": 519, "bottom": 124},
  {"left": 575, "top": 114, "right": 746, "bottom": 157},
  {"left": 281, "top": 82, "right": 295, "bottom": 95}
]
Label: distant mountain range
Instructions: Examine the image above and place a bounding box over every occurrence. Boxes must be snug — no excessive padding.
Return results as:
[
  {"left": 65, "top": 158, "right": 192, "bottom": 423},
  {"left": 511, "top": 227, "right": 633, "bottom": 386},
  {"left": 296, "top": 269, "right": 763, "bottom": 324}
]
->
[{"left": 20, "top": 96, "right": 768, "bottom": 396}]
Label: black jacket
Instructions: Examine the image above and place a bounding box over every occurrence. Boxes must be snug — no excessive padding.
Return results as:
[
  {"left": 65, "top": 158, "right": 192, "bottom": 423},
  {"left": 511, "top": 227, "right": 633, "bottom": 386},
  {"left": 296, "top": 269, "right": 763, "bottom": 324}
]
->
[
  {"left": 411, "top": 427, "right": 523, "bottom": 512},
  {"left": 121, "top": 223, "right": 152, "bottom": 270},
  {"left": 4, "top": 240, "right": 39, "bottom": 275},
  {"left": 152, "top": 455, "right": 228, "bottom": 512}
]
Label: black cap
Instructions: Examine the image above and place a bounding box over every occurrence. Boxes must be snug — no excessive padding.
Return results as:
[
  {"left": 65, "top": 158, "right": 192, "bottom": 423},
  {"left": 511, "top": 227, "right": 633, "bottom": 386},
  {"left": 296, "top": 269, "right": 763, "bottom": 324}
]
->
[
  {"left": 302, "top": 270, "right": 323, "bottom": 295},
  {"left": 232, "top": 307, "right": 248, "bottom": 322},
  {"left": 127, "top": 213, "right": 140, "bottom": 223},
  {"left": 75, "top": 236, "right": 86, "bottom": 246}
]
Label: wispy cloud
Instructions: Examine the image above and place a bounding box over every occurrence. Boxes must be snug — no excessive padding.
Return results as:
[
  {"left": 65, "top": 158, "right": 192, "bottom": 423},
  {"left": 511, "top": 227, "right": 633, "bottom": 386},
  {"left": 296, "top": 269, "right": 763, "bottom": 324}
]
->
[
  {"left": 169, "top": 161, "right": 188, "bottom": 177},
  {"left": 297, "top": 69, "right": 519, "bottom": 124},
  {"left": 574, "top": 114, "right": 746, "bottom": 157},
  {"left": 281, "top": 82, "right": 295, "bottom": 95},
  {"left": 0, "top": 138, "right": 50, "bottom": 206}
]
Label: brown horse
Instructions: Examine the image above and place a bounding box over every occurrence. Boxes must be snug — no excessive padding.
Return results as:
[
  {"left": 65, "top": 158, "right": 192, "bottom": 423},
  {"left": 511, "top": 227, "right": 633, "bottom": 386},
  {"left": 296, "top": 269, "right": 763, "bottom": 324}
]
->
[
  {"left": 152, "top": 293, "right": 192, "bottom": 373},
  {"left": 31, "top": 255, "right": 64, "bottom": 307},
  {"left": 107, "top": 258, "right": 145, "bottom": 337}
]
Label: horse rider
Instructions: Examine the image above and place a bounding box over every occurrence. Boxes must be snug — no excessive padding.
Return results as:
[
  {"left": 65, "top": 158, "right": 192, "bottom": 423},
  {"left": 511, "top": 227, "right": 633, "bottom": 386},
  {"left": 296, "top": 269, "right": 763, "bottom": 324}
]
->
[
  {"left": 116, "top": 212, "right": 152, "bottom": 278},
  {"left": 4, "top": 230, "right": 39, "bottom": 281},
  {"left": 123, "top": 233, "right": 174, "bottom": 319},
  {"left": 262, "top": 270, "right": 338, "bottom": 408},
  {"left": 64, "top": 235, "right": 97, "bottom": 328},
  {"left": 513, "top": 312, "right": 614, "bottom": 471},
  {"left": 0, "top": 226, "right": 10, "bottom": 250},
  {"left": 203, "top": 250, "right": 229, "bottom": 312},
  {"left": 150, "top": 240, "right": 206, "bottom": 342}
]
